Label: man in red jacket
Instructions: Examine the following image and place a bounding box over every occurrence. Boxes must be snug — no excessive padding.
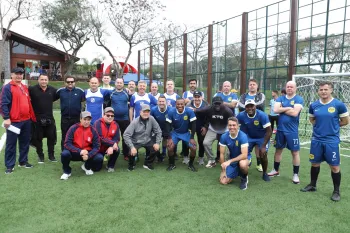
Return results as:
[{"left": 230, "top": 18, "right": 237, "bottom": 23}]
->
[
  {"left": 94, "top": 107, "right": 120, "bottom": 172},
  {"left": 0, "top": 67, "right": 36, "bottom": 174},
  {"left": 60, "top": 111, "right": 103, "bottom": 180}
]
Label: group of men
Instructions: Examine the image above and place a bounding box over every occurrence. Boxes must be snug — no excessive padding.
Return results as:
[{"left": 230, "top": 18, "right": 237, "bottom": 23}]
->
[{"left": 1, "top": 67, "right": 349, "bottom": 202}]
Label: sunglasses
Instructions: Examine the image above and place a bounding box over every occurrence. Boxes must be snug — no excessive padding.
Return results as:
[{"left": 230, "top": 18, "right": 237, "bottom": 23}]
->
[
  {"left": 66, "top": 81, "right": 75, "bottom": 84},
  {"left": 105, "top": 114, "right": 114, "bottom": 118}
]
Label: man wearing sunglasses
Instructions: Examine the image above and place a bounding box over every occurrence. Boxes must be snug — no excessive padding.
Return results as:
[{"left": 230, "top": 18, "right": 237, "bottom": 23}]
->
[
  {"left": 93, "top": 107, "right": 120, "bottom": 172},
  {"left": 56, "top": 76, "right": 85, "bottom": 151}
]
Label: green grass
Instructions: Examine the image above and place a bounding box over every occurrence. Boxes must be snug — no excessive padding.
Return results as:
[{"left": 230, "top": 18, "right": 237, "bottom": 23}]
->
[{"left": 1, "top": 112, "right": 350, "bottom": 233}]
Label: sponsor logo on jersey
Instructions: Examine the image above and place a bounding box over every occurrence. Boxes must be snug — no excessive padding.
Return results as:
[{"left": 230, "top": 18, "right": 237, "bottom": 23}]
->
[
  {"left": 184, "top": 115, "right": 188, "bottom": 120},
  {"left": 91, "top": 98, "right": 95, "bottom": 103},
  {"left": 290, "top": 100, "right": 295, "bottom": 105},
  {"left": 309, "top": 154, "right": 314, "bottom": 159},
  {"left": 228, "top": 97, "right": 232, "bottom": 101},
  {"left": 254, "top": 120, "right": 259, "bottom": 126},
  {"left": 328, "top": 107, "right": 335, "bottom": 113}
]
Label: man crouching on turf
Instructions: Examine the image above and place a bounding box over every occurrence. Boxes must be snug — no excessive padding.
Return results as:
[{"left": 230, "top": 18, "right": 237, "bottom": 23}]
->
[
  {"left": 219, "top": 117, "right": 249, "bottom": 190},
  {"left": 165, "top": 98, "right": 197, "bottom": 172},
  {"left": 60, "top": 111, "right": 103, "bottom": 180}
]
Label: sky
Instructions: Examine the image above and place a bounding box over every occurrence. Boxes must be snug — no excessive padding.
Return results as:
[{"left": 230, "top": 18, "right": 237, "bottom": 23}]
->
[{"left": 7, "top": 0, "right": 281, "bottom": 67}]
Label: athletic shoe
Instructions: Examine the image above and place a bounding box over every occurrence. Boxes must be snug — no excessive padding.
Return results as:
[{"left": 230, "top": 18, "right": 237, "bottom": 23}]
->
[
  {"left": 81, "top": 164, "right": 93, "bottom": 175},
  {"left": 188, "top": 164, "right": 197, "bottom": 172},
  {"left": 240, "top": 176, "right": 249, "bottom": 190},
  {"left": 49, "top": 156, "right": 57, "bottom": 162},
  {"left": 60, "top": 173, "right": 71, "bottom": 180},
  {"left": 300, "top": 184, "right": 317, "bottom": 192},
  {"left": 205, "top": 160, "right": 216, "bottom": 168},
  {"left": 331, "top": 191, "right": 341, "bottom": 202},
  {"left": 38, "top": 156, "right": 44, "bottom": 164},
  {"left": 262, "top": 173, "right": 270, "bottom": 182},
  {"left": 182, "top": 156, "right": 189, "bottom": 165},
  {"left": 292, "top": 173, "right": 300, "bottom": 184},
  {"left": 5, "top": 168, "right": 14, "bottom": 174},
  {"left": 198, "top": 157, "right": 205, "bottom": 165},
  {"left": 107, "top": 167, "right": 115, "bottom": 173},
  {"left": 143, "top": 164, "right": 154, "bottom": 171},
  {"left": 166, "top": 164, "right": 176, "bottom": 171},
  {"left": 127, "top": 166, "right": 135, "bottom": 171},
  {"left": 256, "top": 164, "right": 263, "bottom": 172},
  {"left": 18, "top": 163, "right": 33, "bottom": 168},
  {"left": 267, "top": 169, "right": 280, "bottom": 177}
]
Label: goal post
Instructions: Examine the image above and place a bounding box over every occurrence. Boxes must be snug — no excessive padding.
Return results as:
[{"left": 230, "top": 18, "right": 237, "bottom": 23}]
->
[{"left": 293, "top": 73, "right": 350, "bottom": 156}]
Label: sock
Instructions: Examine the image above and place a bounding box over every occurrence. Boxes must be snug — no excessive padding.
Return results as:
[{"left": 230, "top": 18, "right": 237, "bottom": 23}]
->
[
  {"left": 274, "top": 161, "right": 280, "bottom": 171},
  {"left": 261, "top": 157, "right": 268, "bottom": 173},
  {"left": 310, "top": 166, "right": 320, "bottom": 187},
  {"left": 169, "top": 156, "right": 175, "bottom": 165},
  {"left": 162, "top": 146, "right": 166, "bottom": 155},
  {"left": 331, "top": 171, "right": 341, "bottom": 193},
  {"left": 256, "top": 157, "right": 261, "bottom": 166},
  {"left": 241, "top": 173, "right": 247, "bottom": 179},
  {"left": 189, "top": 156, "right": 195, "bottom": 166},
  {"left": 293, "top": 165, "right": 300, "bottom": 174}
]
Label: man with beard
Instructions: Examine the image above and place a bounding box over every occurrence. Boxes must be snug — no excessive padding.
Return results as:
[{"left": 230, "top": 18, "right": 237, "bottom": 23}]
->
[{"left": 183, "top": 79, "right": 204, "bottom": 104}]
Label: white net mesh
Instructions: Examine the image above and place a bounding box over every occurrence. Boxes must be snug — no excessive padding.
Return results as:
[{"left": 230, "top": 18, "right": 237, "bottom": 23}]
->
[{"left": 293, "top": 73, "right": 350, "bottom": 156}]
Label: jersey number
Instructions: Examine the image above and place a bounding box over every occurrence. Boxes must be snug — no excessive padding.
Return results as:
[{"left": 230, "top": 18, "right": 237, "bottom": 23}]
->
[{"left": 293, "top": 139, "right": 299, "bottom": 145}]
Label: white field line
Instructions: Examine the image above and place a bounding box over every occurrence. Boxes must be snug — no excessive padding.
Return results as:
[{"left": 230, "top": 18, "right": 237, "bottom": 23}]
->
[
  {"left": 300, "top": 146, "right": 350, "bottom": 158},
  {"left": 0, "top": 132, "right": 6, "bottom": 153}
]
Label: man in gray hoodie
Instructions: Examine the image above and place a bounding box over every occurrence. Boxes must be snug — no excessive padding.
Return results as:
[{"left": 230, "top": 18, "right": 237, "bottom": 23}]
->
[{"left": 123, "top": 104, "right": 162, "bottom": 171}]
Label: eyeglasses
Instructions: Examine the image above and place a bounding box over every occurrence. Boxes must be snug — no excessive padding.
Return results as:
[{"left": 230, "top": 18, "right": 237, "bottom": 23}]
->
[
  {"left": 66, "top": 81, "right": 75, "bottom": 84},
  {"left": 105, "top": 114, "right": 114, "bottom": 118}
]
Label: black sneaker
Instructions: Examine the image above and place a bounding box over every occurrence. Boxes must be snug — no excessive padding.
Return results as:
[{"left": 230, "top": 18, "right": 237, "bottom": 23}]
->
[
  {"left": 262, "top": 173, "right": 270, "bottom": 182},
  {"left": 49, "top": 156, "right": 57, "bottom": 162},
  {"left": 166, "top": 164, "right": 176, "bottom": 171},
  {"left": 240, "top": 176, "right": 249, "bottom": 190},
  {"left": 188, "top": 164, "right": 197, "bottom": 172},
  {"left": 18, "top": 163, "right": 33, "bottom": 168},
  {"left": 38, "top": 156, "right": 44, "bottom": 164},
  {"left": 127, "top": 166, "right": 135, "bottom": 171},
  {"left": 300, "top": 184, "right": 317, "bottom": 192},
  {"left": 174, "top": 154, "right": 179, "bottom": 160},
  {"left": 331, "top": 191, "right": 341, "bottom": 202},
  {"left": 143, "top": 164, "right": 154, "bottom": 171},
  {"left": 5, "top": 168, "right": 14, "bottom": 174}
]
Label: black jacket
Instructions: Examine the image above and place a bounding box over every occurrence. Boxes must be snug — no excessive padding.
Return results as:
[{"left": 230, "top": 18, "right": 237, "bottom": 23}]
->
[
  {"left": 238, "top": 92, "right": 265, "bottom": 112},
  {"left": 29, "top": 84, "right": 58, "bottom": 120}
]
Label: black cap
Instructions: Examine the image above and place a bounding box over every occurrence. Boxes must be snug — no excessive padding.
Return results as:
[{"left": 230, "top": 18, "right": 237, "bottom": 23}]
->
[
  {"left": 193, "top": 91, "right": 202, "bottom": 97},
  {"left": 212, "top": 96, "right": 223, "bottom": 104},
  {"left": 11, "top": 67, "right": 24, "bottom": 74}
]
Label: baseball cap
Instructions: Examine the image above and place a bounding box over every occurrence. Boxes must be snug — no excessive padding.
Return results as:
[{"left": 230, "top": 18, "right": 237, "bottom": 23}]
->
[
  {"left": 245, "top": 99, "right": 256, "bottom": 106},
  {"left": 212, "top": 96, "right": 223, "bottom": 104},
  {"left": 141, "top": 104, "right": 151, "bottom": 111},
  {"left": 11, "top": 67, "right": 24, "bottom": 74},
  {"left": 104, "top": 107, "right": 114, "bottom": 113},
  {"left": 80, "top": 111, "right": 92, "bottom": 119},
  {"left": 193, "top": 91, "right": 202, "bottom": 97}
]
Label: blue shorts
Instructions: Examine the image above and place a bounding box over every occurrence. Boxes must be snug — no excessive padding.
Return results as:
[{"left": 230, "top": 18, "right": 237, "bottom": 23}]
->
[
  {"left": 274, "top": 131, "right": 300, "bottom": 151},
  {"left": 309, "top": 141, "right": 340, "bottom": 166},
  {"left": 226, "top": 155, "right": 252, "bottom": 179},
  {"left": 171, "top": 131, "right": 194, "bottom": 148},
  {"left": 248, "top": 138, "right": 269, "bottom": 156}
]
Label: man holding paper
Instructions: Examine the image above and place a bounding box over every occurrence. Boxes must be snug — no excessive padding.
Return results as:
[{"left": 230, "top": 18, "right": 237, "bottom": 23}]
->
[{"left": 0, "top": 67, "right": 36, "bottom": 174}]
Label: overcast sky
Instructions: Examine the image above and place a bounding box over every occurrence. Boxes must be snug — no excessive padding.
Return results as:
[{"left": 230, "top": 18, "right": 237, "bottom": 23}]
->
[{"left": 8, "top": 0, "right": 282, "bottom": 66}]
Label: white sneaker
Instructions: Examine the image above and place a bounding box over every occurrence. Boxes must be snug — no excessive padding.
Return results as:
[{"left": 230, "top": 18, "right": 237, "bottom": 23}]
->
[
  {"left": 205, "top": 160, "right": 216, "bottom": 168},
  {"left": 81, "top": 164, "right": 94, "bottom": 175},
  {"left": 107, "top": 167, "right": 115, "bottom": 173},
  {"left": 182, "top": 156, "right": 189, "bottom": 165},
  {"left": 292, "top": 173, "right": 300, "bottom": 184},
  {"left": 267, "top": 169, "right": 280, "bottom": 177},
  {"left": 60, "top": 173, "right": 71, "bottom": 180},
  {"left": 198, "top": 157, "right": 205, "bottom": 165}
]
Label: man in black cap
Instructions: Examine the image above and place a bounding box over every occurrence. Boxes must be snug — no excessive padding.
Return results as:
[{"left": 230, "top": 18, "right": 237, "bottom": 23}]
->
[{"left": 194, "top": 96, "right": 234, "bottom": 168}]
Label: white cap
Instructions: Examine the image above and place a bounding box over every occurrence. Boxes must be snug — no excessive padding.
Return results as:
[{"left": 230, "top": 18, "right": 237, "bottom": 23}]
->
[{"left": 245, "top": 99, "right": 256, "bottom": 106}]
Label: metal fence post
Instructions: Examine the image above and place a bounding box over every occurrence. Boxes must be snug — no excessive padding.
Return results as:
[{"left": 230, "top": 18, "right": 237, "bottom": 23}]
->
[
  {"left": 240, "top": 12, "right": 248, "bottom": 95},
  {"left": 149, "top": 47, "right": 153, "bottom": 85},
  {"left": 138, "top": 50, "right": 141, "bottom": 82},
  {"left": 183, "top": 33, "right": 187, "bottom": 93},
  {"left": 208, "top": 24, "right": 213, "bottom": 103},
  {"left": 164, "top": 40, "right": 168, "bottom": 93},
  {"left": 288, "top": 0, "right": 298, "bottom": 81}
]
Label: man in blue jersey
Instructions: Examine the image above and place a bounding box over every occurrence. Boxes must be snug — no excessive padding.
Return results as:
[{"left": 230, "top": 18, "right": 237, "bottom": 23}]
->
[
  {"left": 151, "top": 95, "right": 171, "bottom": 162},
  {"left": 127, "top": 80, "right": 136, "bottom": 99},
  {"left": 85, "top": 77, "right": 110, "bottom": 124},
  {"left": 164, "top": 98, "right": 197, "bottom": 172},
  {"left": 268, "top": 81, "right": 304, "bottom": 184},
  {"left": 149, "top": 83, "right": 160, "bottom": 100},
  {"left": 300, "top": 81, "right": 349, "bottom": 201},
  {"left": 214, "top": 81, "right": 238, "bottom": 115},
  {"left": 237, "top": 99, "right": 272, "bottom": 181},
  {"left": 164, "top": 79, "right": 180, "bottom": 107},
  {"left": 129, "top": 80, "right": 157, "bottom": 121},
  {"left": 269, "top": 90, "right": 279, "bottom": 134},
  {"left": 110, "top": 77, "right": 130, "bottom": 161},
  {"left": 219, "top": 117, "right": 249, "bottom": 190},
  {"left": 183, "top": 79, "right": 204, "bottom": 104}
]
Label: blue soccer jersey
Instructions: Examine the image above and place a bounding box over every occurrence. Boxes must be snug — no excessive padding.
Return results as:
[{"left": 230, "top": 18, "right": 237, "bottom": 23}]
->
[
  {"left": 166, "top": 107, "right": 196, "bottom": 134},
  {"left": 163, "top": 92, "right": 180, "bottom": 107},
  {"left": 110, "top": 89, "right": 129, "bottom": 121},
  {"left": 151, "top": 106, "right": 171, "bottom": 131},
  {"left": 130, "top": 93, "right": 158, "bottom": 119},
  {"left": 85, "top": 88, "right": 110, "bottom": 124},
  {"left": 237, "top": 110, "right": 271, "bottom": 139},
  {"left": 276, "top": 94, "right": 304, "bottom": 133},
  {"left": 309, "top": 98, "right": 349, "bottom": 143},
  {"left": 183, "top": 90, "right": 205, "bottom": 100},
  {"left": 245, "top": 94, "right": 256, "bottom": 100},
  {"left": 149, "top": 92, "right": 161, "bottom": 100},
  {"left": 219, "top": 130, "right": 249, "bottom": 159},
  {"left": 214, "top": 92, "right": 238, "bottom": 104}
]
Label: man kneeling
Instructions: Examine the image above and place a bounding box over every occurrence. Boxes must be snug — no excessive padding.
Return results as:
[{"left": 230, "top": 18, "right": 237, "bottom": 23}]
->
[
  {"left": 219, "top": 117, "right": 250, "bottom": 190},
  {"left": 60, "top": 111, "right": 103, "bottom": 180}
]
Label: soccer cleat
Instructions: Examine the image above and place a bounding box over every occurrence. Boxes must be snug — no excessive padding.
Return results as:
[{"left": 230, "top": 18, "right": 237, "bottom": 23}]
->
[
  {"left": 256, "top": 164, "right": 263, "bottom": 172},
  {"left": 60, "top": 173, "right": 71, "bottom": 180},
  {"left": 240, "top": 176, "right": 249, "bottom": 190},
  {"left": 292, "top": 174, "right": 300, "bottom": 184},
  {"left": 107, "top": 167, "right": 115, "bottom": 173},
  {"left": 18, "top": 163, "right": 33, "bottom": 168},
  {"left": 331, "top": 191, "right": 341, "bottom": 202},
  {"left": 267, "top": 169, "right": 280, "bottom": 177},
  {"left": 81, "top": 164, "right": 94, "bottom": 175},
  {"left": 262, "top": 173, "right": 270, "bottom": 182},
  {"left": 198, "top": 157, "right": 205, "bottom": 165},
  {"left": 188, "top": 164, "right": 197, "bottom": 172},
  {"left": 49, "top": 156, "right": 57, "bottom": 162},
  {"left": 182, "top": 156, "right": 189, "bottom": 165},
  {"left": 127, "top": 166, "right": 135, "bottom": 171},
  {"left": 5, "top": 168, "right": 14, "bottom": 174},
  {"left": 38, "top": 156, "right": 44, "bottom": 164},
  {"left": 166, "top": 164, "right": 176, "bottom": 171},
  {"left": 205, "top": 160, "right": 216, "bottom": 168},
  {"left": 143, "top": 164, "right": 154, "bottom": 171},
  {"left": 300, "top": 184, "right": 317, "bottom": 192}
]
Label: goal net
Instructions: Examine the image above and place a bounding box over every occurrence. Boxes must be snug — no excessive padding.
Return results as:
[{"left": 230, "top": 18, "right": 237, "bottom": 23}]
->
[{"left": 293, "top": 73, "right": 350, "bottom": 156}]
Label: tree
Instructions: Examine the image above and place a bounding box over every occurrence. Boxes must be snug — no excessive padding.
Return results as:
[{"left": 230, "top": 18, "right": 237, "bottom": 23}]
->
[
  {"left": 0, "top": 0, "right": 33, "bottom": 77},
  {"left": 40, "top": 0, "right": 93, "bottom": 76}
]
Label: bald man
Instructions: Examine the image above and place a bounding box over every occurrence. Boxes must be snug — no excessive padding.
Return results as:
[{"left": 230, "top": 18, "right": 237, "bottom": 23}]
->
[
  {"left": 149, "top": 83, "right": 161, "bottom": 100},
  {"left": 213, "top": 81, "right": 238, "bottom": 115},
  {"left": 268, "top": 81, "right": 304, "bottom": 184}
]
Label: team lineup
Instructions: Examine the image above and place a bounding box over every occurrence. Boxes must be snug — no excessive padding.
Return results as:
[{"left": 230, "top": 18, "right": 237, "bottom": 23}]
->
[{"left": 1, "top": 67, "right": 349, "bottom": 202}]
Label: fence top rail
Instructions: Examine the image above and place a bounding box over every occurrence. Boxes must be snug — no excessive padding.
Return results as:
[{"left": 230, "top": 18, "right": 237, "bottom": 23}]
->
[{"left": 293, "top": 73, "right": 350, "bottom": 78}]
